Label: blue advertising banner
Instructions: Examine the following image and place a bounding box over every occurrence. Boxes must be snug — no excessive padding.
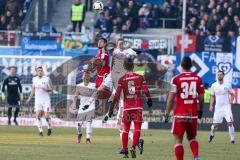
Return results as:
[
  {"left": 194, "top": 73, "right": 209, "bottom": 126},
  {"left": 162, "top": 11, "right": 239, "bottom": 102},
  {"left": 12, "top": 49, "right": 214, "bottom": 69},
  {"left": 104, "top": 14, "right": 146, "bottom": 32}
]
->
[
  {"left": 21, "top": 32, "right": 62, "bottom": 51},
  {"left": 176, "top": 51, "right": 239, "bottom": 88}
]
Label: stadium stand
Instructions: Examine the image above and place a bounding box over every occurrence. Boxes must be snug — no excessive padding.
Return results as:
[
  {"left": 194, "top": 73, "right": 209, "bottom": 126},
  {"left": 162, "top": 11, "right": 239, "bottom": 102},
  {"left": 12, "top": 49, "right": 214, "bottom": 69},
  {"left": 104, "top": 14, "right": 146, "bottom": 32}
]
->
[
  {"left": 95, "top": 0, "right": 240, "bottom": 35},
  {"left": 0, "top": 0, "right": 32, "bottom": 30}
]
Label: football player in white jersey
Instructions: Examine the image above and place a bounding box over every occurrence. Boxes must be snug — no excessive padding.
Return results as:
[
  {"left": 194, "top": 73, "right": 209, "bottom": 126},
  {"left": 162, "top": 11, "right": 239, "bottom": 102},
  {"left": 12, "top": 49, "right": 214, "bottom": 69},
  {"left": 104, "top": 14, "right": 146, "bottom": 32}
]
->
[
  {"left": 71, "top": 71, "right": 96, "bottom": 144},
  {"left": 208, "top": 70, "right": 235, "bottom": 144},
  {"left": 26, "top": 66, "right": 53, "bottom": 136}
]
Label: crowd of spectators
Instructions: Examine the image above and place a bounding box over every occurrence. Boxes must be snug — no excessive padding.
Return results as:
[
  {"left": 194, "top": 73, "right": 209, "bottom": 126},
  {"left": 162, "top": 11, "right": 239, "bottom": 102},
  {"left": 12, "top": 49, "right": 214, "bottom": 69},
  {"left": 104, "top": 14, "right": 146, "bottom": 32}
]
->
[
  {"left": 95, "top": 0, "right": 240, "bottom": 36},
  {"left": 0, "top": 0, "right": 32, "bottom": 31},
  {"left": 94, "top": 0, "right": 181, "bottom": 33}
]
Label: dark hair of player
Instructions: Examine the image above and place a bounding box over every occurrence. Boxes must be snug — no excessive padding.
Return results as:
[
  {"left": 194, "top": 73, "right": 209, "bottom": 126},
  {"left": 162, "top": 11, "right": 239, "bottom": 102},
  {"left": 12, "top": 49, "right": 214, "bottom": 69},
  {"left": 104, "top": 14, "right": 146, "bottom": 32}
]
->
[
  {"left": 99, "top": 37, "right": 107, "bottom": 44},
  {"left": 117, "top": 38, "right": 124, "bottom": 42},
  {"left": 124, "top": 58, "right": 134, "bottom": 71},
  {"left": 8, "top": 66, "right": 17, "bottom": 70},
  {"left": 181, "top": 56, "right": 192, "bottom": 70},
  {"left": 217, "top": 70, "right": 225, "bottom": 75},
  {"left": 36, "top": 66, "right": 43, "bottom": 70}
]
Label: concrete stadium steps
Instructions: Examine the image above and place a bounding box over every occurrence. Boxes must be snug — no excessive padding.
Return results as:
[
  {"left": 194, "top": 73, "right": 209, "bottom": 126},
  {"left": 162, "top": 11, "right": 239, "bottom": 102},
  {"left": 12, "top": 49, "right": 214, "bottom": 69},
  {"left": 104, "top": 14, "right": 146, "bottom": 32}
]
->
[
  {"left": 50, "top": 0, "right": 79, "bottom": 32},
  {"left": 51, "top": 0, "right": 96, "bottom": 33}
]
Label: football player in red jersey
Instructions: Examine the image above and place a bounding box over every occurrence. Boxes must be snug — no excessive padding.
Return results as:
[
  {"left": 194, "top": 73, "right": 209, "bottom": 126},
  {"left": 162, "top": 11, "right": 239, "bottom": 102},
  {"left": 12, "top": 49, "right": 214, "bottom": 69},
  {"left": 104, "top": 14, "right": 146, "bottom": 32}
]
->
[
  {"left": 94, "top": 37, "right": 110, "bottom": 88},
  {"left": 165, "top": 56, "right": 204, "bottom": 160},
  {"left": 104, "top": 58, "right": 152, "bottom": 158}
]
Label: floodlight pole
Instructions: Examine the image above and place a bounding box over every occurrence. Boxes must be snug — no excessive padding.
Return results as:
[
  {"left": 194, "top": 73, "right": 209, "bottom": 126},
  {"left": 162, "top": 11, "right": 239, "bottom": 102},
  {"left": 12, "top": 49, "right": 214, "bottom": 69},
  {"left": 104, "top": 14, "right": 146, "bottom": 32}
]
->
[{"left": 181, "top": 0, "right": 187, "bottom": 59}]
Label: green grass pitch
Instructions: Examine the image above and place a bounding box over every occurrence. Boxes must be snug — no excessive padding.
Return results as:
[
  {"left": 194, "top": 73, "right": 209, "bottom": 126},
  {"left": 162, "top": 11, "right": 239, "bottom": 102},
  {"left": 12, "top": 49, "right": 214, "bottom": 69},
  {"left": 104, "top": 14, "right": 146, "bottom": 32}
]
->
[{"left": 0, "top": 126, "right": 239, "bottom": 160}]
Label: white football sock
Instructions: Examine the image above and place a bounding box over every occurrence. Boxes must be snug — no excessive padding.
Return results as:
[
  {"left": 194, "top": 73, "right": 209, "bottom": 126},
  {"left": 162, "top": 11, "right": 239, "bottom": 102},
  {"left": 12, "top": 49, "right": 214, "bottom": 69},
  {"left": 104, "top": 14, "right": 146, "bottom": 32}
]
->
[
  {"left": 86, "top": 121, "right": 92, "bottom": 139},
  {"left": 210, "top": 125, "right": 215, "bottom": 136},
  {"left": 36, "top": 118, "right": 43, "bottom": 132},
  {"left": 120, "top": 130, "right": 133, "bottom": 140},
  {"left": 228, "top": 125, "right": 235, "bottom": 141},
  {"left": 128, "top": 130, "right": 133, "bottom": 140}
]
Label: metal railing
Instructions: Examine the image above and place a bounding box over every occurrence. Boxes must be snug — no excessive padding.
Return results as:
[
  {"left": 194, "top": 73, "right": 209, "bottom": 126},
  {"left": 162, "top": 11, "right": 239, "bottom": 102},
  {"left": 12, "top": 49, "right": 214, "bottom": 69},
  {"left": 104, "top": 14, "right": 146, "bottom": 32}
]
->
[
  {"left": 147, "top": 18, "right": 179, "bottom": 29},
  {"left": 0, "top": 31, "right": 21, "bottom": 47},
  {"left": 21, "top": 0, "right": 57, "bottom": 32}
]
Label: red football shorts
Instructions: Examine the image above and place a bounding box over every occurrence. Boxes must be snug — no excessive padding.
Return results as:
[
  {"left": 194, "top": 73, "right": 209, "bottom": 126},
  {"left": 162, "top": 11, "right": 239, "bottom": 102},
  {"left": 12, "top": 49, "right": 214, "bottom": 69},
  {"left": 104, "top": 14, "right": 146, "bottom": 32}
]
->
[
  {"left": 171, "top": 117, "right": 198, "bottom": 137},
  {"left": 122, "top": 109, "right": 143, "bottom": 123}
]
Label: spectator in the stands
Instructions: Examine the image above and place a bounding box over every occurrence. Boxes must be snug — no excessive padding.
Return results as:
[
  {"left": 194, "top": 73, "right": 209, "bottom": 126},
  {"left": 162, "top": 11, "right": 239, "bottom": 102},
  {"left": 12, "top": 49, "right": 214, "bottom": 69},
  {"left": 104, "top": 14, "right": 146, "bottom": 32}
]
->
[
  {"left": 138, "top": 4, "right": 150, "bottom": 29},
  {"left": 0, "top": 15, "right": 7, "bottom": 30},
  {"left": 199, "top": 19, "right": 206, "bottom": 33},
  {"left": 5, "top": 0, "right": 21, "bottom": 17},
  {"left": 71, "top": 0, "right": 85, "bottom": 32},
  {"left": 128, "top": 0, "right": 139, "bottom": 31},
  {"left": 16, "top": 10, "right": 24, "bottom": 26},
  {"left": 187, "top": 17, "right": 197, "bottom": 34},
  {"left": 9, "top": 17, "right": 16, "bottom": 29},
  {"left": 5, "top": 10, "right": 12, "bottom": 25},
  {"left": 121, "top": 7, "right": 130, "bottom": 23},
  {"left": 112, "top": 17, "right": 122, "bottom": 32},
  {"left": 104, "top": 0, "right": 115, "bottom": 18},
  {"left": 115, "top": 1, "right": 122, "bottom": 18},
  {"left": 150, "top": 4, "right": 160, "bottom": 27},
  {"left": 95, "top": 12, "right": 111, "bottom": 33}
]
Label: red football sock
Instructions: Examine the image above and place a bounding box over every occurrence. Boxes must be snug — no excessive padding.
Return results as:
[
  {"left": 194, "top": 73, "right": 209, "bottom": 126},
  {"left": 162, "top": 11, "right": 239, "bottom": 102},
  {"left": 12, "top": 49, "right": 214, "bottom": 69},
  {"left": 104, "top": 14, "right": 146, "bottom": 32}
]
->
[
  {"left": 174, "top": 144, "right": 184, "bottom": 160},
  {"left": 189, "top": 139, "right": 199, "bottom": 158},
  {"left": 122, "top": 122, "right": 131, "bottom": 152},
  {"left": 132, "top": 122, "right": 142, "bottom": 148}
]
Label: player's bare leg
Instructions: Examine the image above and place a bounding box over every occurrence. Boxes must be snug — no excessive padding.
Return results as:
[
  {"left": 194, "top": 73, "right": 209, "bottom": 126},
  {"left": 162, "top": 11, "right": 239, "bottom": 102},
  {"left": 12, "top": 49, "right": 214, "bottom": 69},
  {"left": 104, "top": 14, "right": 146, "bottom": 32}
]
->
[
  {"left": 44, "top": 111, "right": 52, "bottom": 136},
  {"left": 76, "top": 121, "right": 83, "bottom": 144},
  {"left": 36, "top": 111, "right": 43, "bottom": 136},
  {"left": 174, "top": 135, "right": 184, "bottom": 160},
  {"left": 208, "top": 123, "right": 219, "bottom": 143},
  {"left": 227, "top": 122, "right": 235, "bottom": 144},
  {"left": 187, "top": 134, "right": 200, "bottom": 160}
]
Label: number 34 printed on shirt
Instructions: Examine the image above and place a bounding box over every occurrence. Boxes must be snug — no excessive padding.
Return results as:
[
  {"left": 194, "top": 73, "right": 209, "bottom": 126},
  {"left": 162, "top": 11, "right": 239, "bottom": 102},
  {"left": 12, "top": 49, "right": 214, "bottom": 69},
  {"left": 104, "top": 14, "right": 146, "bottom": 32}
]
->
[{"left": 180, "top": 81, "right": 197, "bottom": 99}]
